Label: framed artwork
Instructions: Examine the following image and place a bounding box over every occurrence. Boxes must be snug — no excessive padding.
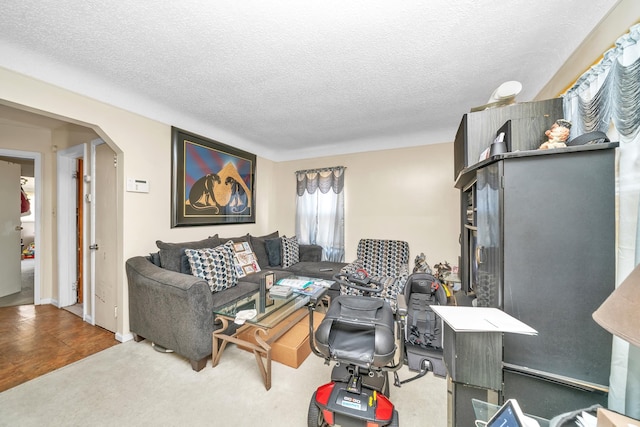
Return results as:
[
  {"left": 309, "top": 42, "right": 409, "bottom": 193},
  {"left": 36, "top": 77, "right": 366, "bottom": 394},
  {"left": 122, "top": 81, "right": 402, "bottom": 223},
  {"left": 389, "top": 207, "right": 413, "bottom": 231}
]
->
[
  {"left": 171, "top": 127, "right": 256, "bottom": 227},
  {"left": 259, "top": 272, "right": 276, "bottom": 312},
  {"left": 264, "top": 272, "right": 276, "bottom": 290}
]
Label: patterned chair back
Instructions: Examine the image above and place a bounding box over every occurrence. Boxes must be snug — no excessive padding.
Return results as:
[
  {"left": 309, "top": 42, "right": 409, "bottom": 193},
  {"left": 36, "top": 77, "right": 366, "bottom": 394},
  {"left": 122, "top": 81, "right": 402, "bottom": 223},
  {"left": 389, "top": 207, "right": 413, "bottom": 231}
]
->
[{"left": 357, "top": 239, "right": 410, "bottom": 277}]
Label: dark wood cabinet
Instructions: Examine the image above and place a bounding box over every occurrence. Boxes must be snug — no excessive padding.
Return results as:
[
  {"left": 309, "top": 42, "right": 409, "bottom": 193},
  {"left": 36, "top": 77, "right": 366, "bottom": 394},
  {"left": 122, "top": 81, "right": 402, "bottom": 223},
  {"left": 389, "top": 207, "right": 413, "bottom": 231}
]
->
[{"left": 451, "top": 100, "right": 617, "bottom": 423}]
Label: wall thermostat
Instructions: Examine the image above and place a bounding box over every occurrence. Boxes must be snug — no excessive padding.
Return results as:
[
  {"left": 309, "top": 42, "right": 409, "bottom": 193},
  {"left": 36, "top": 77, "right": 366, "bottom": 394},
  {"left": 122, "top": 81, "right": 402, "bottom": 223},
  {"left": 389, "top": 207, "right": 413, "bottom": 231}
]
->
[{"left": 126, "top": 178, "right": 150, "bottom": 193}]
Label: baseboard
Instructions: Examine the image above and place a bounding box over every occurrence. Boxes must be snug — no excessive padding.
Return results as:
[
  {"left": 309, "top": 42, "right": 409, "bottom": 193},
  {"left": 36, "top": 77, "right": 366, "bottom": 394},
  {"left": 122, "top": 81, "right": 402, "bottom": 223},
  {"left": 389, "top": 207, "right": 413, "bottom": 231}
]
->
[{"left": 117, "top": 332, "right": 134, "bottom": 343}]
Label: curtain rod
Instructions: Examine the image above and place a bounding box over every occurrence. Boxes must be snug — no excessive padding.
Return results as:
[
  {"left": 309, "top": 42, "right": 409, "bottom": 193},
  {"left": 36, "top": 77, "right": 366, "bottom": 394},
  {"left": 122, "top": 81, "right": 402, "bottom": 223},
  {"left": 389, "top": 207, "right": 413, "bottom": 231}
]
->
[{"left": 295, "top": 166, "right": 345, "bottom": 174}]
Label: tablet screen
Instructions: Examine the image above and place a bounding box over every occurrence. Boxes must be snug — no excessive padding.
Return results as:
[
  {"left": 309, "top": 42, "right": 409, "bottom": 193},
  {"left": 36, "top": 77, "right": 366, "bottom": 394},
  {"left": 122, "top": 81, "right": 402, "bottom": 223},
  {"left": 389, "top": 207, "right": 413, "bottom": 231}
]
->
[{"left": 486, "top": 400, "right": 524, "bottom": 427}]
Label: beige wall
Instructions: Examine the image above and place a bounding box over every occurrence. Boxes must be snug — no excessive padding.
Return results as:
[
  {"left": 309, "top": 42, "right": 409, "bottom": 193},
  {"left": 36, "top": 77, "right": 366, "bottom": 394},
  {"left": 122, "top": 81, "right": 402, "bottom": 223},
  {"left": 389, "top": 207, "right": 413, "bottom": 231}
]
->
[
  {"left": 272, "top": 143, "right": 460, "bottom": 265},
  {"left": 537, "top": 0, "right": 640, "bottom": 99}
]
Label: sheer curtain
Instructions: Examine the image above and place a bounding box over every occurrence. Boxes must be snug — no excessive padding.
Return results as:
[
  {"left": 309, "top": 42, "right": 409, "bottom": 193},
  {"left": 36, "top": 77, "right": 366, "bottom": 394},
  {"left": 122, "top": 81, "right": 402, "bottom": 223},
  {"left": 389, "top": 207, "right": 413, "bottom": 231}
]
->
[
  {"left": 563, "top": 23, "right": 640, "bottom": 417},
  {"left": 295, "top": 166, "right": 345, "bottom": 262}
]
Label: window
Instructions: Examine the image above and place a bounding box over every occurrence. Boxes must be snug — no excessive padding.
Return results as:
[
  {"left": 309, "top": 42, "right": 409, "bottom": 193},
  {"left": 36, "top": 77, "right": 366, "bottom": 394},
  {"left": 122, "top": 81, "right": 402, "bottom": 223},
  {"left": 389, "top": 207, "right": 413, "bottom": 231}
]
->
[{"left": 295, "top": 167, "right": 345, "bottom": 262}]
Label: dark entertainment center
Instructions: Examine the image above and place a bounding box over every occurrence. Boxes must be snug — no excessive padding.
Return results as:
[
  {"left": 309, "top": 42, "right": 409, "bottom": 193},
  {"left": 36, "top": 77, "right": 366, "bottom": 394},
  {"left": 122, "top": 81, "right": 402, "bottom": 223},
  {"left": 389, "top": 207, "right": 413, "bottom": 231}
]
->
[{"left": 450, "top": 98, "right": 617, "bottom": 425}]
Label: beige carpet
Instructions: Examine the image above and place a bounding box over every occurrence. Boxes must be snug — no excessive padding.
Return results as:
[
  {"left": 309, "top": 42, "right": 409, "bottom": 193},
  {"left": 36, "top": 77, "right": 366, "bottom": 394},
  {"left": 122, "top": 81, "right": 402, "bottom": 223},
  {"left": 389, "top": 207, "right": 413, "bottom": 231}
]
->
[{"left": 0, "top": 340, "right": 447, "bottom": 426}]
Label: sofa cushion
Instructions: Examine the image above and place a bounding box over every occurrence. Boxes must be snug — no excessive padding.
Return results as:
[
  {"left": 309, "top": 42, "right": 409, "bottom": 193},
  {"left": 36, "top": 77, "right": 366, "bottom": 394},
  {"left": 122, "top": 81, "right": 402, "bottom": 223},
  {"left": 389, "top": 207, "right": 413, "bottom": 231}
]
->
[
  {"left": 249, "top": 231, "right": 279, "bottom": 268},
  {"left": 211, "top": 281, "right": 261, "bottom": 309},
  {"left": 286, "top": 261, "right": 348, "bottom": 280},
  {"left": 236, "top": 269, "right": 292, "bottom": 285},
  {"left": 265, "top": 238, "right": 282, "bottom": 267},
  {"left": 185, "top": 241, "right": 238, "bottom": 292},
  {"left": 299, "top": 244, "right": 323, "bottom": 262},
  {"left": 281, "top": 236, "right": 300, "bottom": 269},
  {"left": 156, "top": 235, "right": 221, "bottom": 272}
]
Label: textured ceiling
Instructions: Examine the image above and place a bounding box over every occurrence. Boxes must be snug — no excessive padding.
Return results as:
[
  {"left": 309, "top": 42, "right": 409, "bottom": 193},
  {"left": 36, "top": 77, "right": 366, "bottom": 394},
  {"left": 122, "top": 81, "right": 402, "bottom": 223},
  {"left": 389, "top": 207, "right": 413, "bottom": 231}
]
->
[{"left": 0, "top": 0, "right": 619, "bottom": 160}]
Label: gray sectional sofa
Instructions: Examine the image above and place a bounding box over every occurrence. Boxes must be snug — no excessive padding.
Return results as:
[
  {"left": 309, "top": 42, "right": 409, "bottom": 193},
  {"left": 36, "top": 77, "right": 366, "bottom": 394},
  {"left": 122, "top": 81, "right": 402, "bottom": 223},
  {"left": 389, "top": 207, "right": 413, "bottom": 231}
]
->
[{"left": 125, "top": 231, "right": 346, "bottom": 371}]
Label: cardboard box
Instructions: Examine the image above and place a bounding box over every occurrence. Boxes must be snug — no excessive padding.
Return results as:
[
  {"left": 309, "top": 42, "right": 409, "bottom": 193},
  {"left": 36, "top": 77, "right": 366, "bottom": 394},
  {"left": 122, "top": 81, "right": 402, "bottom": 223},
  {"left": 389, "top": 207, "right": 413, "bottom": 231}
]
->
[
  {"left": 237, "top": 309, "right": 325, "bottom": 368},
  {"left": 597, "top": 408, "right": 640, "bottom": 427}
]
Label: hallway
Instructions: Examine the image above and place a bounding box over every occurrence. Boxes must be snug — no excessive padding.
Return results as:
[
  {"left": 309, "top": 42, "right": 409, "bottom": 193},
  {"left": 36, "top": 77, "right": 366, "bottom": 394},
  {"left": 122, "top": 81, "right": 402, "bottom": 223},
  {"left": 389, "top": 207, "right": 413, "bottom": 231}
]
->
[
  {"left": 0, "top": 258, "right": 35, "bottom": 308},
  {"left": 0, "top": 304, "right": 119, "bottom": 392}
]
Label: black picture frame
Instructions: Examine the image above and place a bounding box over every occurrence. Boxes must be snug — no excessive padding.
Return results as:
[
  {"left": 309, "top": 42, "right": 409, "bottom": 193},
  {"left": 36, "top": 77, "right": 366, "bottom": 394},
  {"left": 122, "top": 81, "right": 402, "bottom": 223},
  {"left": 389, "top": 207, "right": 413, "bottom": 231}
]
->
[
  {"left": 263, "top": 271, "right": 276, "bottom": 290},
  {"left": 171, "top": 127, "right": 256, "bottom": 227}
]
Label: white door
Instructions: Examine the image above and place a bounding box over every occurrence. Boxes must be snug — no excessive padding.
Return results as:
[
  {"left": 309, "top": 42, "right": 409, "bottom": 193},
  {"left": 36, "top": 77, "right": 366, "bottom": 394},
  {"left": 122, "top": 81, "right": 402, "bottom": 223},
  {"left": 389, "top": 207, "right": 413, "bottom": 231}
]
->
[
  {"left": 0, "top": 161, "right": 22, "bottom": 298},
  {"left": 92, "top": 142, "right": 117, "bottom": 332}
]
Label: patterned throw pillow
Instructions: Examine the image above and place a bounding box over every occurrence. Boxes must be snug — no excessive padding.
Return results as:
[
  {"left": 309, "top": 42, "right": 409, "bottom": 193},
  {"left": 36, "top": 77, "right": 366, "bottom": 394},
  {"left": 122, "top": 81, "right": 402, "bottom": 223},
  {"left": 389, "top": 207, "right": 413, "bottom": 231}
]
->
[
  {"left": 184, "top": 241, "right": 238, "bottom": 292},
  {"left": 280, "top": 236, "right": 300, "bottom": 268}
]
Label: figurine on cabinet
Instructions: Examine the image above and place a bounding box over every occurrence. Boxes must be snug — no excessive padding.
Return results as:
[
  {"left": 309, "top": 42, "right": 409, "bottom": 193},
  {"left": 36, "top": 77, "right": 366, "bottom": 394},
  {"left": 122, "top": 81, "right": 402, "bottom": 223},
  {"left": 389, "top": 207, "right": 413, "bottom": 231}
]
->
[
  {"left": 539, "top": 119, "right": 572, "bottom": 150},
  {"left": 413, "top": 253, "right": 431, "bottom": 273}
]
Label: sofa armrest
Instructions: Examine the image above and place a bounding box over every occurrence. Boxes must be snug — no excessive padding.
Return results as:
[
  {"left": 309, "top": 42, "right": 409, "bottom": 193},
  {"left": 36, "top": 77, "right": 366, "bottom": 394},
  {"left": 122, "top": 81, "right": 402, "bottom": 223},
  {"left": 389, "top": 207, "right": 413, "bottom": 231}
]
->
[
  {"left": 126, "top": 256, "right": 214, "bottom": 365},
  {"left": 299, "top": 244, "right": 323, "bottom": 262}
]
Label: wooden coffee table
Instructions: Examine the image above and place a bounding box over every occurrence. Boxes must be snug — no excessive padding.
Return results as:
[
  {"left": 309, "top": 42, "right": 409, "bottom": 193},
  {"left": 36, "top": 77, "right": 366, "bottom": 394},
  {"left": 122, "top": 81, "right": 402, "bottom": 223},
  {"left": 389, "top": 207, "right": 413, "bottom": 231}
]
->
[{"left": 212, "top": 279, "right": 328, "bottom": 390}]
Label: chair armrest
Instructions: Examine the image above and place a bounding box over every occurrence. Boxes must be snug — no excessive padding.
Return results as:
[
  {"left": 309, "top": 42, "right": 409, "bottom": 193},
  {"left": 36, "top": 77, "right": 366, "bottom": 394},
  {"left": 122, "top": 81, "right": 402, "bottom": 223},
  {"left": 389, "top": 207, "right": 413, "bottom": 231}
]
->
[{"left": 396, "top": 293, "right": 408, "bottom": 316}]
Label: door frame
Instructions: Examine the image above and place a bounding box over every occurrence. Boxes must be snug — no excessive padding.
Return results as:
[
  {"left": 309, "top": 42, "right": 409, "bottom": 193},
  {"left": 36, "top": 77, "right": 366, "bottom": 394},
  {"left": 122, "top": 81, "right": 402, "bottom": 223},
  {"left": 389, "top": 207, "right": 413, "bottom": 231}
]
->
[
  {"left": 0, "top": 148, "right": 42, "bottom": 305},
  {"left": 89, "top": 139, "right": 99, "bottom": 326}
]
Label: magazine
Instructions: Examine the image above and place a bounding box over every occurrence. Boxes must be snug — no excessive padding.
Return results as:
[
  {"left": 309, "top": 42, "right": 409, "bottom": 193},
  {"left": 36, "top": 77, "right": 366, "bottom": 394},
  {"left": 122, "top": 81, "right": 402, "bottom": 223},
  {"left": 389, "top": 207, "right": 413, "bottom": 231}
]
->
[
  {"left": 292, "top": 283, "right": 326, "bottom": 298},
  {"left": 276, "top": 278, "right": 313, "bottom": 289}
]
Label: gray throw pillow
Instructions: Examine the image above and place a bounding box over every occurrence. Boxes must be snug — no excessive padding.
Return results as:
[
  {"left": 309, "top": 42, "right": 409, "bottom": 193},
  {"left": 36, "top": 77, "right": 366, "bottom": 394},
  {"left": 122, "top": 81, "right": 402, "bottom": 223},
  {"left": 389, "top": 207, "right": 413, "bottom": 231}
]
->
[
  {"left": 265, "top": 238, "right": 282, "bottom": 267},
  {"left": 249, "top": 231, "right": 279, "bottom": 268},
  {"left": 149, "top": 252, "right": 161, "bottom": 266},
  {"left": 156, "top": 235, "right": 221, "bottom": 272}
]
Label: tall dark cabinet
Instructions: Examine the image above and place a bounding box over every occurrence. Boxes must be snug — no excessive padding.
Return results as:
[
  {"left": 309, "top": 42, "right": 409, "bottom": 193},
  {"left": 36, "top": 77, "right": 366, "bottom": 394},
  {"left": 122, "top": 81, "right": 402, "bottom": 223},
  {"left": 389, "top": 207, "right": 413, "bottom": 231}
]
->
[{"left": 451, "top": 99, "right": 617, "bottom": 424}]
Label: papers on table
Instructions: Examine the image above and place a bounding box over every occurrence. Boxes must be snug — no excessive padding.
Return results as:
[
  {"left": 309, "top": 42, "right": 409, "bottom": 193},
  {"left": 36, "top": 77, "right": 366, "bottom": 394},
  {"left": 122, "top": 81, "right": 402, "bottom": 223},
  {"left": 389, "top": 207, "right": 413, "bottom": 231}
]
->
[
  {"left": 431, "top": 306, "right": 538, "bottom": 335},
  {"left": 276, "top": 278, "right": 313, "bottom": 289},
  {"left": 276, "top": 277, "right": 334, "bottom": 289}
]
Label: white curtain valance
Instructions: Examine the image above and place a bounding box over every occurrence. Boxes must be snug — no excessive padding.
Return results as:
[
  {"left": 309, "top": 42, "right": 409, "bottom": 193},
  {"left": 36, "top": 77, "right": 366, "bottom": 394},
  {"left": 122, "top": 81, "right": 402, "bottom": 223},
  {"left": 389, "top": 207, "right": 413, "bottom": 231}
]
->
[
  {"left": 295, "top": 166, "right": 345, "bottom": 196},
  {"left": 564, "top": 23, "right": 640, "bottom": 140}
]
